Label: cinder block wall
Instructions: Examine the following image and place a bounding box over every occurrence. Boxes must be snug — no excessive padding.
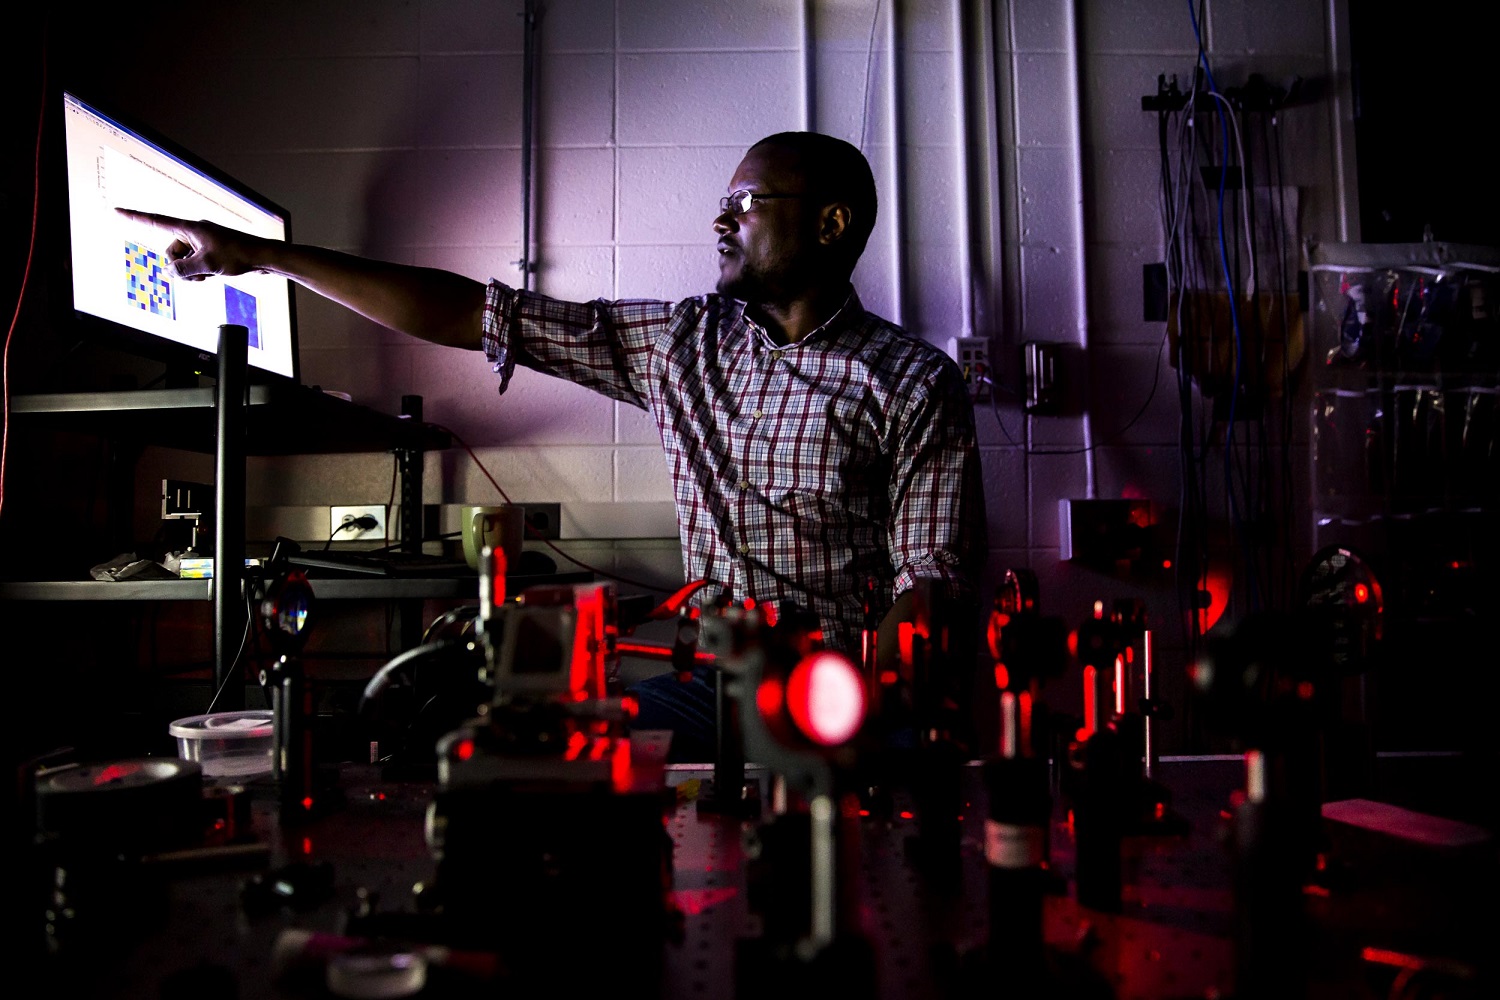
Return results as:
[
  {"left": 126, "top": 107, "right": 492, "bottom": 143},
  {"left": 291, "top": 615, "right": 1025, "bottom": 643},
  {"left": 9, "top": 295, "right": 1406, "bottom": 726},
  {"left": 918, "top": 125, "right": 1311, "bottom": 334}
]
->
[{"left": 48, "top": 0, "right": 1350, "bottom": 754}]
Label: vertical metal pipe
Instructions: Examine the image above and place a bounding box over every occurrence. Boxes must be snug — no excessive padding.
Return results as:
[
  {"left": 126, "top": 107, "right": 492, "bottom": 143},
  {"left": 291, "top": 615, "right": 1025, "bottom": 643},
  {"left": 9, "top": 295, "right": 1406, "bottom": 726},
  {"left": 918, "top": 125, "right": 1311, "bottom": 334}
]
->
[
  {"left": 809, "top": 792, "right": 835, "bottom": 948},
  {"left": 971, "top": 0, "right": 1003, "bottom": 340},
  {"left": 1001, "top": 1, "right": 1037, "bottom": 548},
  {"left": 952, "top": 0, "right": 974, "bottom": 338},
  {"left": 398, "top": 395, "right": 424, "bottom": 554},
  {"left": 999, "top": 1, "right": 1025, "bottom": 336},
  {"left": 519, "top": 0, "right": 538, "bottom": 291},
  {"left": 397, "top": 394, "right": 425, "bottom": 650},
  {"left": 213, "top": 323, "right": 248, "bottom": 711},
  {"left": 1325, "top": 0, "right": 1359, "bottom": 241},
  {"left": 886, "top": 0, "right": 907, "bottom": 326},
  {"left": 1063, "top": 0, "right": 1097, "bottom": 497},
  {"left": 710, "top": 668, "right": 746, "bottom": 811},
  {"left": 799, "top": 0, "right": 816, "bottom": 130}
]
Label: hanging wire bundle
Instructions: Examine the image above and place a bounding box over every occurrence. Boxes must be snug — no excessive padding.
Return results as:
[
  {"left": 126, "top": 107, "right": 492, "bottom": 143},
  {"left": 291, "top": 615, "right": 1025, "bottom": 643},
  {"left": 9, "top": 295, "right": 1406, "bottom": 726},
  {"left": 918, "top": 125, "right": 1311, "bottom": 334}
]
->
[{"left": 1151, "top": 8, "right": 1307, "bottom": 698}]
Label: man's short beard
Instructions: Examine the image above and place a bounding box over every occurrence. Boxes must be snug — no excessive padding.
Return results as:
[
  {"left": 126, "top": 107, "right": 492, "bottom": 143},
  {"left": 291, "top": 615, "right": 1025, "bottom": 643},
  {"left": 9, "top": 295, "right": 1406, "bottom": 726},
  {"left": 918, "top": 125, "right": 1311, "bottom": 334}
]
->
[{"left": 716, "top": 268, "right": 765, "bottom": 302}]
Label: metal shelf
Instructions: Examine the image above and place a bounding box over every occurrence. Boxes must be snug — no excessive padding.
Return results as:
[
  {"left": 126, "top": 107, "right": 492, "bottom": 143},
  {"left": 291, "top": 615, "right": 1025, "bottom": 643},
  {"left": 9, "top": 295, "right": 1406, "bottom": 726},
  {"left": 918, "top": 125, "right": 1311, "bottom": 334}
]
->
[
  {"left": 0, "top": 571, "right": 590, "bottom": 603},
  {"left": 8, "top": 355, "right": 454, "bottom": 708},
  {"left": 11, "top": 383, "right": 451, "bottom": 456},
  {"left": 0, "top": 578, "right": 471, "bottom": 601}
]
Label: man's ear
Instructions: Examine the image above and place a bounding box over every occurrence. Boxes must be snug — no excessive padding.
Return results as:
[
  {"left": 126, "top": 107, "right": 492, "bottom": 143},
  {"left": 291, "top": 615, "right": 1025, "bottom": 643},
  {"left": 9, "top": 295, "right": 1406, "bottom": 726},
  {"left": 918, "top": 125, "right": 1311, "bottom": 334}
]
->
[{"left": 818, "top": 202, "right": 852, "bottom": 246}]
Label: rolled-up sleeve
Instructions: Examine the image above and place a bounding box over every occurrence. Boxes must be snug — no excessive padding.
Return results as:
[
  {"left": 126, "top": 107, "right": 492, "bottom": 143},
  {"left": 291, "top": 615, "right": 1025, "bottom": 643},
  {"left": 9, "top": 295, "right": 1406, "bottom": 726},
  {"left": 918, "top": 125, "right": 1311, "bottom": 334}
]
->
[
  {"left": 481, "top": 281, "right": 521, "bottom": 394},
  {"left": 888, "top": 367, "right": 987, "bottom": 601},
  {"left": 481, "top": 279, "right": 674, "bottom": 408}
]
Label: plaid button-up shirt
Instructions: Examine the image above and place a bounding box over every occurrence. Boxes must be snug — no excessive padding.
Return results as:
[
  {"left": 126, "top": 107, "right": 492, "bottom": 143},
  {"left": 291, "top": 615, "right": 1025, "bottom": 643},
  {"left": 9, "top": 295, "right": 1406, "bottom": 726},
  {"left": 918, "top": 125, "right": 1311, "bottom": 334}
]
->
[{"left": 482, "top": 281, "right": 987, "bottom": 651}]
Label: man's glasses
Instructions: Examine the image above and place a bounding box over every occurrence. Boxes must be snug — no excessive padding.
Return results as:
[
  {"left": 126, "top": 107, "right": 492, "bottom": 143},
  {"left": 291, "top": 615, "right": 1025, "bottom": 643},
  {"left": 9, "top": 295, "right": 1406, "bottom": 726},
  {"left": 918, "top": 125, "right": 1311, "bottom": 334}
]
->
[{"left": 719, "top": 190, "right": 809, "bottom": 217}]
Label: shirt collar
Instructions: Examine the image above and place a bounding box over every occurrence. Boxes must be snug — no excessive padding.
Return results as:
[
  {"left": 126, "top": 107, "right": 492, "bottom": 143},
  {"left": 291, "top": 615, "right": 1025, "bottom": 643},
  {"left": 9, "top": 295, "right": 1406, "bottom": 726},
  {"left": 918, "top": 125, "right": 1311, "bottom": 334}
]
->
[{"left": 740, "top": 286, "right": 859, "bottom": 348}]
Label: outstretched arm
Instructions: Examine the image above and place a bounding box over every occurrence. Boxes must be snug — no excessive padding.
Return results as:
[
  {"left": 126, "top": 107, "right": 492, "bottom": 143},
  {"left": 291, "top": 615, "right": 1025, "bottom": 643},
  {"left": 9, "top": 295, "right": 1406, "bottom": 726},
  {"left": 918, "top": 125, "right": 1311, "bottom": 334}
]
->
[{"left": 115, "top": 209, "right": 487, "bottom": 350}]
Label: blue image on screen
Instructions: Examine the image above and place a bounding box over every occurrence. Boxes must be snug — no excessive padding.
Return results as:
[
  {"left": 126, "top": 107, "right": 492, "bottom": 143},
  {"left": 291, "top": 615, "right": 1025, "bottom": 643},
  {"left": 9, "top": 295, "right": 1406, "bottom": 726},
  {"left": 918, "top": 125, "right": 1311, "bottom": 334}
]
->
[{"left": 224, "top": 286, "right": 262, "bottom": 349}]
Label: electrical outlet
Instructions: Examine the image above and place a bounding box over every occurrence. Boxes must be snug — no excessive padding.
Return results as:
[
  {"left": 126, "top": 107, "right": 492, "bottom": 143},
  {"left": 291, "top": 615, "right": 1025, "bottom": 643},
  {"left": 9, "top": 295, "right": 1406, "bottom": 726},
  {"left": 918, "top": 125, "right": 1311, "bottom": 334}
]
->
[
  {"left": 330, "top": 504, "right": 387, "bottom": 542},
  {"left": 518, "top": 502, "right": 562, "bottom": 541},
  {"left": 949, "top": 336, "right": 992, "bottom": 402}
]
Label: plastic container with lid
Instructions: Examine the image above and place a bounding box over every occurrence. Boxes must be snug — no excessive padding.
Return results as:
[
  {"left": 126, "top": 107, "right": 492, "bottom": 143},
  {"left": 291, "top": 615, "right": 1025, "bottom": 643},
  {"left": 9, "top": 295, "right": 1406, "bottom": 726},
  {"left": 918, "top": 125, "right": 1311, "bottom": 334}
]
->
[{"left": 168, "top": 710, "right": 275, "bottom": 779}]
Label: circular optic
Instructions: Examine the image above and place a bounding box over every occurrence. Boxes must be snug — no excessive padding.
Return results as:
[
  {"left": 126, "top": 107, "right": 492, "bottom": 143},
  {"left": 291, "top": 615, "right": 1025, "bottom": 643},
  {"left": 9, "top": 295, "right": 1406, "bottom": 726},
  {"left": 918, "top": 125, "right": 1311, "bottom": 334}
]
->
[
  {"left": 1300, "top": 544, "right": 1385, "bottom": 672},
  {"left": 785, "top": 651, "right": 865, "bottom": 746},
  {"left": 262, "top": 569, "right": 315, "bottom": 642},
  {"left": 996, "top": 567, "right": 1040, "bottom": 616}
]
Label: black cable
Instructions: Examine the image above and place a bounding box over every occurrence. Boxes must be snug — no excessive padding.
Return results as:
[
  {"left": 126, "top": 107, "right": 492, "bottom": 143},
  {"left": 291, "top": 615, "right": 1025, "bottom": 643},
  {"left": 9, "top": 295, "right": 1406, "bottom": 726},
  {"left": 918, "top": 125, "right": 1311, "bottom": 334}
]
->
[
  {"left": 1163, "top": 101, "right": 1206, "bottom": 661},
  {"left": 205, "top": 582, "right": 258, "bottom": 714},
  {"left": 1168, "top": 73, "right": 1318, "bottom": 629},
  {"left": 1180, "top": 86, "right": 1243, "bottom": 626},
  {"left": 1174, "top": 105, "right": 1213, "bottom": 668},
  {"left": 1267, "top": 112, "right": 1298, "bottom": 607},
  {"left": 364, "top": 530, "right": 462, "bottom": 556},
  {"left": 1167, "top": 90, "right": 1215, "bottom": 749},
  {"left": 387, "top": 452, "right": 398, "bottom": 521},
  {"left": 976, "top": 278, "right": 1172, "bottom": 456},
  {"left": 981, "top": 371, "right": 1020, "bottom": 446},
  {"left": 979, "top": 330, "right": 1170, "bottom": 457},
  {"left": 1160, "top": 101, "right": 1193, "bottom": 656},
  {"left": 427, "top": 422, "right": 667, "bottom": 594},
  {"left": 1238, "top": 113, "right": 1271, "bottom": 613},
  {"left": 324, "top": 514, "right": 379, "bottom": 550},
  {"left": 1177, "top": 98, "right": 1219, "bottom": 660}
]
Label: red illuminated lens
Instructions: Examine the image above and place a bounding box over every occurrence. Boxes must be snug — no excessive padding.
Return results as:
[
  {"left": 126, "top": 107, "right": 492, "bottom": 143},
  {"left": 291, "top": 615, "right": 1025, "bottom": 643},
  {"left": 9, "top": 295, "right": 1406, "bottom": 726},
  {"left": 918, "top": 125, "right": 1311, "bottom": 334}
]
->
[
  {"left": 489, "top": 548, "right": 508, "bottom": 606},
  {"left": 785, "top": 651, "right": 865, "bottom": 746}
]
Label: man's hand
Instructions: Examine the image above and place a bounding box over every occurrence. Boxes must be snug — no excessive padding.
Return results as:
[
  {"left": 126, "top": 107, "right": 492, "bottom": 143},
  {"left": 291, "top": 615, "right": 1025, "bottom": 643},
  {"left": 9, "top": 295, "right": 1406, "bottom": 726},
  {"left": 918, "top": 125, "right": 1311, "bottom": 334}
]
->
[
  {"left": 114, "top": 209, "right": 268, "bottom": 281},
  {"left": 113, "top": 207, "right": 486, "bottom": 350}
]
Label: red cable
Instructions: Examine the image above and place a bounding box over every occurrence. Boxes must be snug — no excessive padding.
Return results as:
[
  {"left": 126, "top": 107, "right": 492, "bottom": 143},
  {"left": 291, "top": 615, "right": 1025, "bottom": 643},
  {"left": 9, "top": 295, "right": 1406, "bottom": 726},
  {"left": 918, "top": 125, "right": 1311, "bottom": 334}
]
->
[
  {"left": 0, "top": 49, "right": 47, "bottom": 520},
  {"left": 428, "top": 421, "right": 666, "bottom": 593}
]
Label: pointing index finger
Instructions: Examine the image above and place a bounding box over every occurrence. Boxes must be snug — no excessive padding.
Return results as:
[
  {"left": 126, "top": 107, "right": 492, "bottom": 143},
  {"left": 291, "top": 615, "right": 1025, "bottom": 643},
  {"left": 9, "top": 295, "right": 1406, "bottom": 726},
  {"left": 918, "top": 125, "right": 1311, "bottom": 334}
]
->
[{"left": 115, "top": 207, "right": 183, "bottom": 234}]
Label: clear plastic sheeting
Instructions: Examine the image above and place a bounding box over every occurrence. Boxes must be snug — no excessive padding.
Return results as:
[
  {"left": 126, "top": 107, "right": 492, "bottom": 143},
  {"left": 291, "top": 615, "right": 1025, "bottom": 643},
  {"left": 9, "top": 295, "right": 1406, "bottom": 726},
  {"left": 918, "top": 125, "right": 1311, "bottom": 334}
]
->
[{"left": 1306, "top": 241, "right": 1497, "bottom": 639}]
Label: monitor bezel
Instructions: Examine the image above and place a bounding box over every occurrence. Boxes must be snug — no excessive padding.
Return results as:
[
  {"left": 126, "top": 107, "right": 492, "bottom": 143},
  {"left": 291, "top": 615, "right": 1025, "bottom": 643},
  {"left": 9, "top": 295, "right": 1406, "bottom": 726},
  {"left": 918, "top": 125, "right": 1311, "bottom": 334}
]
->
[{"left": 47, "top": 82, "right": 302, "bottom": 390}]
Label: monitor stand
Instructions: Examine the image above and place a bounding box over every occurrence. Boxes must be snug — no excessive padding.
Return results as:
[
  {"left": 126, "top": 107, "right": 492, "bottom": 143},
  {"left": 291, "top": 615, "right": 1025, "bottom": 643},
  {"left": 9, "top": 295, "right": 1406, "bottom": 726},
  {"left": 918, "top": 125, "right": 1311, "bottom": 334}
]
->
[{"left": 213, "top": 324, "right": 248, "bottom": 710}]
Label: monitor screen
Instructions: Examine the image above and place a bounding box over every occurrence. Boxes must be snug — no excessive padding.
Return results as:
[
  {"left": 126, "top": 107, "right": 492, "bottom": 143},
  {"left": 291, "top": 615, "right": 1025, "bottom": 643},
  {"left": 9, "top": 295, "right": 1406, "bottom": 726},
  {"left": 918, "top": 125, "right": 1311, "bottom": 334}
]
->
[{"left": 59, "top": 89, "right": 298, "bottom": 383}]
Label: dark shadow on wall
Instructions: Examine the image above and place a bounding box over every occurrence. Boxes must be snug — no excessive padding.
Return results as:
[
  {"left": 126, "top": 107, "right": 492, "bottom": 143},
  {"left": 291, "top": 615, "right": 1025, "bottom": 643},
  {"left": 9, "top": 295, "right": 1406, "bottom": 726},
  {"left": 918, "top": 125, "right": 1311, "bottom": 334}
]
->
[{"left": 1350, "top": 2, "right": 1500, "bottom": 246}]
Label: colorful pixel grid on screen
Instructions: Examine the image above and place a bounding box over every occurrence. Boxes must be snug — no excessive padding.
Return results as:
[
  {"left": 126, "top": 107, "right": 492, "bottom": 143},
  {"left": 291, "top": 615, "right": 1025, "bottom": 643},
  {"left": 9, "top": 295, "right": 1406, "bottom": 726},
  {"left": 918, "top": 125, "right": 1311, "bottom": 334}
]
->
[
  {"left": 224, "top": 285, "right": 262, "bottom": 349},
  {"left": 124, "top": 241, "right": 175, "bottom": 318}
]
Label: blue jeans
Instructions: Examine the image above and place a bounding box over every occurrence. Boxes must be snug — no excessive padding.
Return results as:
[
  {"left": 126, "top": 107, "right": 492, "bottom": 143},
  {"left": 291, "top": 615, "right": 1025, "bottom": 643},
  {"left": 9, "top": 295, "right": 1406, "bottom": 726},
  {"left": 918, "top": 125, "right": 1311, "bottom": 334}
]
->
[
  {"left": 626, "top": 666, "right": 922, "bottom": 762},
  {"left": 627, "top": 667, "right": 718, "bottom": 763}
]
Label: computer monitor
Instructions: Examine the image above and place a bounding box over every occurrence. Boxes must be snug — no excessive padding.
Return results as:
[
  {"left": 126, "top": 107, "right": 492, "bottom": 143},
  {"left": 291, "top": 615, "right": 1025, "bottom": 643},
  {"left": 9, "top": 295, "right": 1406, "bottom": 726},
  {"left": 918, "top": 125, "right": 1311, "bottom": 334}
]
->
[{"left": 57, "top": 88, "right": 299, "bottom": 385}]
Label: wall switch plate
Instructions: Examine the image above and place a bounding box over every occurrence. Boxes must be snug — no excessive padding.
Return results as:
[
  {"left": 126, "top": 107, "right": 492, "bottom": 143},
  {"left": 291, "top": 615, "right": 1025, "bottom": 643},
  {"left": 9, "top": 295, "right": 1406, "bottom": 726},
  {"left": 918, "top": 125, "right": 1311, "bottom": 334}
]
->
[
  {"left": 949, "top": 336, "right": 992, "bottom": 402},
  {"left": 330, "top": 504, "right": 387, "bottom": 542},
  {"left": 1024, "top": 341, "right": 1060, "bottom": 413},
  {"left": 162, "top": 479, "right": 211, "bottom": 518}
]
